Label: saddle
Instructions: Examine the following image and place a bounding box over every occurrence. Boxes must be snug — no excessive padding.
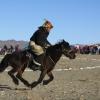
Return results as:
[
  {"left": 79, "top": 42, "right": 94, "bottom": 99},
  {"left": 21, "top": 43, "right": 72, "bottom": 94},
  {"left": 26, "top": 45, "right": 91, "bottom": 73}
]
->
[{"left": 26, "top": 48, "right": 45, "bottom": 70}]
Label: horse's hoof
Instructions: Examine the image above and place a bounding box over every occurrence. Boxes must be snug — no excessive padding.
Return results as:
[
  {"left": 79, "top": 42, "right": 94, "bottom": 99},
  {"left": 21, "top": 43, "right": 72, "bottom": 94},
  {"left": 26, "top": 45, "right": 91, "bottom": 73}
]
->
[
  {"left": 43, "top": 80, "right": 48, "bottom": 85},
  {"left": 30, "top": 85, "right": 35, "bottom": 89},
  {"left": 28, "top": 85, "right": 32, "bottom": 89},
  {"left": 26, "top": 83, "right": 30, "bottom": 87},
  {"left": 30, "top": 81, "right": 38, "bottom": 88},
  {"left": 13, "top": 79, "right": 19, "bottom": 85},
  {"left": 26, "top": 85, "right": 30, "bottom": 88}
]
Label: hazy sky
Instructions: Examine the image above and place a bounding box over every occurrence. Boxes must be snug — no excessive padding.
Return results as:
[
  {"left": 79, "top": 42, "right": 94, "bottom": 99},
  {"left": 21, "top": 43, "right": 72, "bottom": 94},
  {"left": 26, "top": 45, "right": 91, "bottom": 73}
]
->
[{"left": 0, "top": 0, "right": 100, "bottom": 44}]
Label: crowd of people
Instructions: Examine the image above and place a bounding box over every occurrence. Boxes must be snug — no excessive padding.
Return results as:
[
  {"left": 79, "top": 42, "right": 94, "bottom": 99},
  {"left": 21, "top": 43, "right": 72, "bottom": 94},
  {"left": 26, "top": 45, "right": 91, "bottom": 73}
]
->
[
  {"left": 0, "top": 44, "right": 20, "bottom": 55},
  {"left": 0, "top": 44, "right": 100, "bottom": 55},
  {"left": 72, "top": 44, "right": 100, "bottom": 55}
]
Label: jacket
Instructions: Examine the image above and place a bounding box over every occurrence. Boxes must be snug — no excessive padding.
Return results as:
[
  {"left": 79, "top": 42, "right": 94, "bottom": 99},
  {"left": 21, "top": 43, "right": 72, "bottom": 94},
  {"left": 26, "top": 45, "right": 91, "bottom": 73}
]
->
[{"left": 30, "top": 26, "right": 51, "bottom": 48}]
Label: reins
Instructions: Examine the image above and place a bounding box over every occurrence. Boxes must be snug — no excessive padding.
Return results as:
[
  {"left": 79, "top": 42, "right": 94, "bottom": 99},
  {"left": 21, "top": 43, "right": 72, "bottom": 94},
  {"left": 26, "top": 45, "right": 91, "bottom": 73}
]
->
[{"left": 48, "top": 56, "right": 55, "bottom": 65}]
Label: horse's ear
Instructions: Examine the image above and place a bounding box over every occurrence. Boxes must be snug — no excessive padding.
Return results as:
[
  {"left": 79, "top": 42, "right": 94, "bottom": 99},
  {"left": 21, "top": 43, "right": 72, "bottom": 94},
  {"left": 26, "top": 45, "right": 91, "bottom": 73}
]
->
[
  {"left": 62, "top": 39, "right": 66, "bottom": 43},
  {"left": 63, "top": 39, "right": 65, "bottom": 42},
  {"left": 60, "top": 39, "right": 64, "bottom": 43}
]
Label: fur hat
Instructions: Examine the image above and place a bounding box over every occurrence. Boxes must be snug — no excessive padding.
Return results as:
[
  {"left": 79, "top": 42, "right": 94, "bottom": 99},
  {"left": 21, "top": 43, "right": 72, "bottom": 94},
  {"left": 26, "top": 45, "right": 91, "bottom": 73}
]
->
[{"left": 42, "top": 20, "right": 53, "bottom": 29}]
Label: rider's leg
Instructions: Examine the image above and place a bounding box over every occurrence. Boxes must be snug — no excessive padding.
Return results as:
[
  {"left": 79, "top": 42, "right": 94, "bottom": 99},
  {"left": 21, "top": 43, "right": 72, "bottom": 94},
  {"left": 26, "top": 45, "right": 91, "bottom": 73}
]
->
[{"left": 29, "top": 41, "right": 44, "bottom": 66}]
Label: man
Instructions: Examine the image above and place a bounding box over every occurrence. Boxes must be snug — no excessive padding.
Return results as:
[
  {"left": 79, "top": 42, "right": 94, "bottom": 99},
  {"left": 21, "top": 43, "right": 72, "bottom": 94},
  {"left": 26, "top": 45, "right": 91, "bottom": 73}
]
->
[{"left": 29, "top": 20, "right": 53, "bottom": 66}]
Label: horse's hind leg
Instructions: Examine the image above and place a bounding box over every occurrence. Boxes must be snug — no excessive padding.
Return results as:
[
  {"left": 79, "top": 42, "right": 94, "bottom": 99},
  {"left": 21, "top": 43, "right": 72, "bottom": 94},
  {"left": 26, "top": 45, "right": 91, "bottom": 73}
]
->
[
  {"left": 16, "top": 65, "right": 30, "bottom": 87},
  {"left": 43, "top": 71, "right": 54, "bottom": 85},
  {"left": 8, "top": 69, "right": 19, "bottom": 85}
]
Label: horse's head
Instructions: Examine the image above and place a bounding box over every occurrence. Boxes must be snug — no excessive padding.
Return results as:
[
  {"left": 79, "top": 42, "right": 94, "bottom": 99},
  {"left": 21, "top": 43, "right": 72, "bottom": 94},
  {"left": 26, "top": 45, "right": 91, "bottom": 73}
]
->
[{"left": 61, "top": 40, "right": 76, "bottom": 59}]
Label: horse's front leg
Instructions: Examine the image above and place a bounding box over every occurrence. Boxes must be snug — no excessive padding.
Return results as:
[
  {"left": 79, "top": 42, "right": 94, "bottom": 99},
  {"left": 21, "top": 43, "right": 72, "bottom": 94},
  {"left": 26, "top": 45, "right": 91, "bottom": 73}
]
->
[
  {"left": 16, "top": 65, "right": 30, "bottom": 87},
  {"left": 43, "top": 71, "right": 54, "bottom": 85},
  {"left": 31, "top": 69, "right": 47, "bottom": 88}
]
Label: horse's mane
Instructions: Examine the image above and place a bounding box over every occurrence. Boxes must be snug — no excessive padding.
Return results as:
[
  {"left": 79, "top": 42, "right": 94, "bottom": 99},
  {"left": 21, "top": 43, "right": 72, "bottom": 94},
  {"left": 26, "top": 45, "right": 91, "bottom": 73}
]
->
[
  {"left": 55, "top": 39, "right": 64, "bottom": 45},
  {"left": 54, "top": 39, "right": 66, "bottom": 47},
  {"left": 48, "top": 39, "right": 64, "bottom": 50}
]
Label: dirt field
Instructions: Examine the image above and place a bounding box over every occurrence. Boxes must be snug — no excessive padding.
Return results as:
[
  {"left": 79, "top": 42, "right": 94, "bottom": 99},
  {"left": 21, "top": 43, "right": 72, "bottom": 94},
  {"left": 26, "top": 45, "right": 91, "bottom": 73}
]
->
[{"left": 0, "top": 54, "right": 100, "bottom": 100}]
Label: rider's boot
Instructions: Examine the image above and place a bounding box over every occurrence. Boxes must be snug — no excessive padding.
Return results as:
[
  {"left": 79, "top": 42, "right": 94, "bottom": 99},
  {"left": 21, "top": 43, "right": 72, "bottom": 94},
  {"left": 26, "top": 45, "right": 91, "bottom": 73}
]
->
[
  {"left": 32, "top": 56, "right": 41, "bottom": 70},
  {"left": 33, "top": 59, "right": 41, "bottom": 66}
]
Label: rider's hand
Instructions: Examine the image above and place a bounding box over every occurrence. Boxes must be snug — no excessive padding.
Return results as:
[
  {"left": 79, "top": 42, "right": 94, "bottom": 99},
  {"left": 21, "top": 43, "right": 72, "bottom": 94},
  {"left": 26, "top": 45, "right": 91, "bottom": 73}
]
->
[{"left": 45, "top": 44, "right": 51, "bottom": 49}]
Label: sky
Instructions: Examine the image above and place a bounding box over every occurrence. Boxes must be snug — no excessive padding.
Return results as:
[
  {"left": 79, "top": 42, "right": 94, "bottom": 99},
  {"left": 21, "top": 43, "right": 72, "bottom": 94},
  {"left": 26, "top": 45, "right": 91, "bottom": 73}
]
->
[{"left": 0, "top": 0, "right": 100, "bottom": 44}]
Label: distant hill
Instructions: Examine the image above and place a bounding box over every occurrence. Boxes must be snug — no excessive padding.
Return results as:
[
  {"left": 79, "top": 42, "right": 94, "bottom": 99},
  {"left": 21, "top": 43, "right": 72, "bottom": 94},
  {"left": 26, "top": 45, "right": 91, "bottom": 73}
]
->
[
  {"left": 0, "top": 40, "right": 100, "bottom": 50},
  {"left": 0, "top": 40, "right": 28, "bottom": 49}
]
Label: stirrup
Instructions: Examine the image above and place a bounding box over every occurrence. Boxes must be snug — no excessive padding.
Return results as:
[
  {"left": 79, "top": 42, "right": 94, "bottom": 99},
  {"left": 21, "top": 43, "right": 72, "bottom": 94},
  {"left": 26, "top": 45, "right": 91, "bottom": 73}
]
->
[{"left": 33, "top": 59, "right": 41, "bottom": 66}]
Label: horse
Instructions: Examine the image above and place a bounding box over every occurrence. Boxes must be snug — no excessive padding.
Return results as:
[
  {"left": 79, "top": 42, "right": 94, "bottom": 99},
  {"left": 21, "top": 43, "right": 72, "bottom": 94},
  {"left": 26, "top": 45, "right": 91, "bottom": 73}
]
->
[{"left": 0, "top": 40, "right": 76, "bottom": 88}]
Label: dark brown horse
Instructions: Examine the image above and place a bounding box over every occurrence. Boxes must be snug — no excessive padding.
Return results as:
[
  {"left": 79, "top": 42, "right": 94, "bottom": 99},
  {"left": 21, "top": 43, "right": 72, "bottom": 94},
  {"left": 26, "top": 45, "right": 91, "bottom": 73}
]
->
[{"left": 0, "top": 40, "right": 76, "bottom": 88}]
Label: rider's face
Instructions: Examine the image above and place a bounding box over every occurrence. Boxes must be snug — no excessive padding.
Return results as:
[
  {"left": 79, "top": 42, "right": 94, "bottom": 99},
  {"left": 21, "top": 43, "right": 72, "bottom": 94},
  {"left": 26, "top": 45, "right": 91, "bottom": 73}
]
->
[{"left": 46, "top": 27, "right": 52, "bottom": 32}]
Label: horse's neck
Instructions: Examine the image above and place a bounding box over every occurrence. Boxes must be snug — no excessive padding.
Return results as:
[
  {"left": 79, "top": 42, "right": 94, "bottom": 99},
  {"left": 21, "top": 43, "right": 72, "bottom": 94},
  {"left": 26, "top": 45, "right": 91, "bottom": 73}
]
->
[{"left": 48, "top": 47, "right": 62, "bottom": 63}]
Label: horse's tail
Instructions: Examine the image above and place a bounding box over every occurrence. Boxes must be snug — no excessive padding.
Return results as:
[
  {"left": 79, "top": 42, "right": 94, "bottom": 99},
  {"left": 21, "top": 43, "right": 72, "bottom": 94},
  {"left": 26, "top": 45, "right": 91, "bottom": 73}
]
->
[{"left": 0, "top": 54, "right": 11, "bottom": 72}]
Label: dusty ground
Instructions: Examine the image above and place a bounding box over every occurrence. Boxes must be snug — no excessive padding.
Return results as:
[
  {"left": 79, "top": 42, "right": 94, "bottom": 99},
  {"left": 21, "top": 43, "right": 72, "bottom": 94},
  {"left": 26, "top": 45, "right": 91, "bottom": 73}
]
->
[{"left": 0, "top": 54, "right": 100, "bottom": 100}]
